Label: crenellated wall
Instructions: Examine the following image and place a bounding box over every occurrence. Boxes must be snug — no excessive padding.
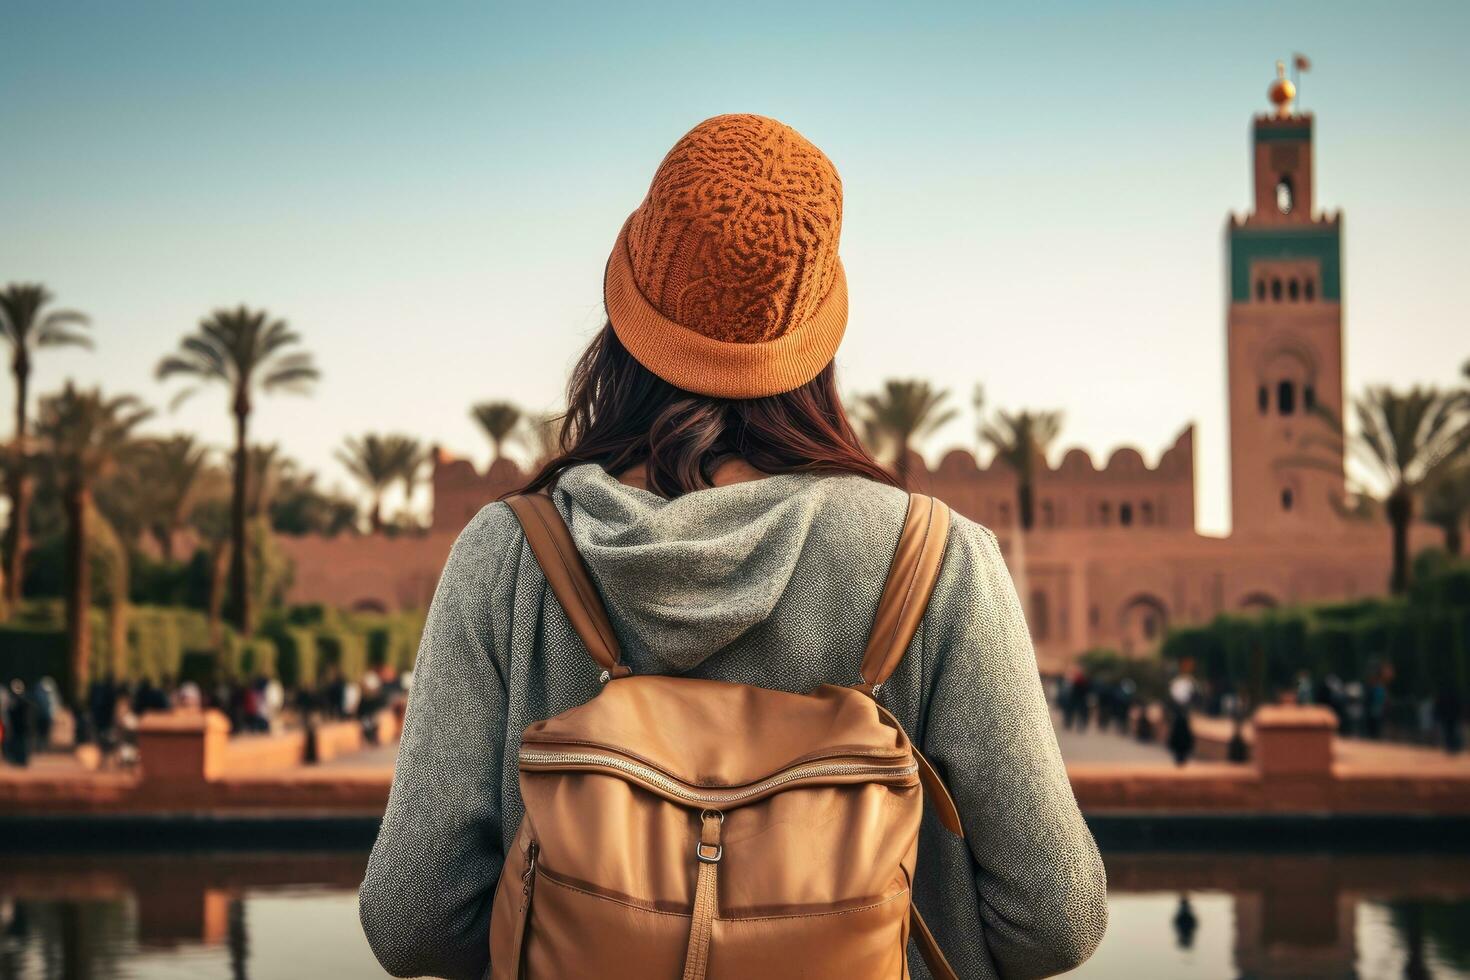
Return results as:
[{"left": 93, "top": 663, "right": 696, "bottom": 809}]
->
[
  {"left": 430, "top": 448, "right": 526, "bottom": 533},
  {"left": 276, "top": 428, "right": 1433, "bottom": 674}
]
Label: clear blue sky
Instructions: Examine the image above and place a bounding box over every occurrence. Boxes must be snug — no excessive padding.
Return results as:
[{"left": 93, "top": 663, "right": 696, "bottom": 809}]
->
[{"left": 2, "top": 0, "right": 1466, "bottom": 534}]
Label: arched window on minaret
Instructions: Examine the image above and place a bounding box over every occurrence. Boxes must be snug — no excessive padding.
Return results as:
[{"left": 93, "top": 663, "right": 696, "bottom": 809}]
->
[
  {"left": 1256, "top": 279, "right": 1266, "bottom": 301},
  {"left": 1098, "top": 501, "right": 1111, "bottom": 526},
  {"left": 1271, "top": 278, "right": 1283, "bottom": 301},
  {"left": 1304, "top": 278, "right": 1316, "bottom": 301},
  {"left": 1258, "top": 385, "right": 1269, "bottom": 414},
  {"left": 1276, "top": 175, "right": 1294, "bottom": 215},
  {"left": 1281, "top": 487, "right": 1295, "bottom": 511},
  {"left": 1278, "top": 380, "right": 1296, "bottom": 415},
  {"left": 1140, "top": 500, "right": 1155, "bottom": 525},
  {"left": 1303, "top": 384, "right": 1316, "bottom": 412},
  {"left": 1288, "top": 278, "right": 1300, "bottom": 301},
  {"left": 1120, "top": 502, "right": 1134, "bottom": 527}
]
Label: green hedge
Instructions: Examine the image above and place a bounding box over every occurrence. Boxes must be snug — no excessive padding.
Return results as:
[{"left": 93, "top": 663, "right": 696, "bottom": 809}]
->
[
  {"left": 221, "top": 632, "right": 279, "bottom": 680},
  {"left": 268, "top": 626, "right": 319, "bottom": 690},
  {"left": 4, "top": 600, "right": 427, "bottom": 692},
  {"left": 364, "top": 612, "right": 425, "bottom": 672},
  {"left": 315, "top": 626, "right": 367, "bottom": 682},
  {"left": 125, "top": 608, "right": 185, "bottom": 682},
  {"left": 1161, "top": 561, "right": 1470, "bottom": 701}
]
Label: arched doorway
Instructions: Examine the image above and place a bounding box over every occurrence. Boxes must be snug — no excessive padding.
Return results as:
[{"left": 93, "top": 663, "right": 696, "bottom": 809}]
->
[
  {"left": 1119, "top": 595, "right": 1168, "bottom": 656},
  {"left": 1238, "top": 592, "right": 1280, "bottom": 615}
]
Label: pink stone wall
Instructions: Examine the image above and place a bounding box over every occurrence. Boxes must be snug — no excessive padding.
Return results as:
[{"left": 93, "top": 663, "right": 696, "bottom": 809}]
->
[{"left": 278, "top": 446, "right": 1438, "bottom": 675}]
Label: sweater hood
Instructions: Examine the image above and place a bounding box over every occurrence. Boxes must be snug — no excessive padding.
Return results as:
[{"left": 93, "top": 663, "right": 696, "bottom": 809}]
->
[{"left": 552, "top": 463, "right": 842, "bottom": 673}]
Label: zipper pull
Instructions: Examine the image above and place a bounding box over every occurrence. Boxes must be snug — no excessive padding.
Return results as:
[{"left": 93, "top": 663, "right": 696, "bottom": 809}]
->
[{"left": 520, "top": 840, "right": 538, "bottom": 911}]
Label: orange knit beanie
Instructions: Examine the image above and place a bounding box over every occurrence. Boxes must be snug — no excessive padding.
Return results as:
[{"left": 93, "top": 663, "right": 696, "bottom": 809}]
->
[{"left": 603, "top": 113, "right": 847, "bottom": 399}]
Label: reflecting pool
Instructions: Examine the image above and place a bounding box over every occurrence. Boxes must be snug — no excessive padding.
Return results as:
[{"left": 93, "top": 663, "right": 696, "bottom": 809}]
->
[{"left": 1, "top": 851, "right": 1467, "bottom": 978}]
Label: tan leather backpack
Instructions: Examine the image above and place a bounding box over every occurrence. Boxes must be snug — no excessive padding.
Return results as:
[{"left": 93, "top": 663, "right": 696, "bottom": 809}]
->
[{"left": 488, "top": 492, "right": 961, "bottom": 980}]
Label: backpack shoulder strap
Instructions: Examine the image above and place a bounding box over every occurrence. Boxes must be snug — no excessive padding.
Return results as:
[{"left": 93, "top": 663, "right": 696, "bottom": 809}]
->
[
  {"left": 862, "top": 495, "right": 966, "bottom": 838},
  {"left": 868, "top": 496, "right": 963, "bottom": 980},
  {"left": 505, "top": 493, "right": 630, "bottom": 680},
  {"left": 859, "top": 493, "right": 951, "bottom": 693}
]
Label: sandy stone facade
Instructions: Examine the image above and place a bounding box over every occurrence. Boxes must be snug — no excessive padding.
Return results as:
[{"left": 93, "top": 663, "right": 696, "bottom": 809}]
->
[{"left": 279, "top": 103, "right": 1437, "bottom": 674}]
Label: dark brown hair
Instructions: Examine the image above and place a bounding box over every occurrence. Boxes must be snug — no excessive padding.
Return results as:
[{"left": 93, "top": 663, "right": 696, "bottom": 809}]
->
[{"left": 514, "top": 324, "right": 899, "bottom": 499}]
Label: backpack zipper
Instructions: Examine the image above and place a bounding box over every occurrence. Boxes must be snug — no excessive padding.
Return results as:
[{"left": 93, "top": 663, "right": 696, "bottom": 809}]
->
[
  {"left": 520, "top": 840, "right": 538, "bottom": 911},
  {"left": 518, "top": 748, "right": 917, "bottom": 806}
]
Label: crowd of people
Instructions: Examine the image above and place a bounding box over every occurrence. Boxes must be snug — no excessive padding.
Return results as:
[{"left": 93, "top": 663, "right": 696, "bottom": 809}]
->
[
  {"left": 1, "top": 678, "right": 59, "bottom": 767},
  {"left": 1055, "top": 659, "right": 1465, "bottom": 763},
  {"left": 1293, "top": 668, "right": 1463, "bottom": 754},
  {"left": 0, "top": 665, "right": 412, "bottom": 769},
  {"left": 1057, "top": 670, "right": 1138, "bottom": 734},
  {"left": 1056, "top": 661, "right": 1209, "bottom": 767}
]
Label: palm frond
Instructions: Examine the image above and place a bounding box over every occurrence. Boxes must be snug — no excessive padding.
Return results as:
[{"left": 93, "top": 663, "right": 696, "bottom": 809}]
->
[{"left": 158, "top": 304, "right": 317, "bottom": 407}]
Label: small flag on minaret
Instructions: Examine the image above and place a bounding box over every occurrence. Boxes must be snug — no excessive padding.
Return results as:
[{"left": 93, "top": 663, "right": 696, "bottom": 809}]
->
[{"left": 1294, "top": 53, "right": 1312, "bottom": 72}]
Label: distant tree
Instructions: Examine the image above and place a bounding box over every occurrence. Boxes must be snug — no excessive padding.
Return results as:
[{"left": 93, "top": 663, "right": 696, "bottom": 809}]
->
[
  {"left": 156, "top": 307, "right": 318, "bottom": 634},
  {"left": 472, "top": 401, "right": 523, "bottom": 462},
  {"left": 269, "top": 468, "right": 358, "bottom": 537},
  {"left": 0, "top": 284, "right": 92, "bottom": 611},
  {"left": 136, "top": 435, "right": 210, "bottom": 560},
  {"left": 1424, "top": 461, "right": 1470, "bottom": 556},
  {"left": 855, "top": 380, "right": 957, "bottom": 485},
  {"left": 188, "top": 496, "right": 232, "bottom": 646},
  {"left": 525, "top": 413, "right": 563, "bottom": 469},
  {"left": 983, "top": 409, "right": 1065, "bottom": 531},
  {"left": 33, "top": 384, "right": 151, "bottom": 702},
  {"left": 1296, "top": 386, "right": 1470, "bottom": 593},
  {"left": 337, "top": 434, "right": 421, "bottom": 533},
  {"left": 396, "top": 437, "right": 429, "bottom": 518},
  {"left": 245, "top": 443, "right": 286, "bottom": 518}
]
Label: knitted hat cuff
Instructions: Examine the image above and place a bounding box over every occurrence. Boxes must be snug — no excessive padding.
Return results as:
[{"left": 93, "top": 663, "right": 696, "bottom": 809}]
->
[{"left": 604, "top": 217, "right": 848, "bottom": 400}]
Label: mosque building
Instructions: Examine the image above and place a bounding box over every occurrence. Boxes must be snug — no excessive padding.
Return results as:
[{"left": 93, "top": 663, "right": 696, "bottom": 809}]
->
[{"left": 282, "top": 67, "right": 1431, "bottom": 673}]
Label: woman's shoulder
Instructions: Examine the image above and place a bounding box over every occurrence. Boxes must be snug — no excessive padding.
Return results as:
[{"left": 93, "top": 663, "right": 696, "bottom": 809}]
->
[
  {"left": 438, "top": 499, "right": 527, "bottom": 588},
  {"left": 452, "top": 498, "right": 524, "bottom": 549}
]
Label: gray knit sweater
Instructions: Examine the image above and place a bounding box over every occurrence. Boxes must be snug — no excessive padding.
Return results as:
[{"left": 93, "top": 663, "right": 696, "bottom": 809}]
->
[{"left": 359, "top": 464, "right": 1107, "bottom": 980}]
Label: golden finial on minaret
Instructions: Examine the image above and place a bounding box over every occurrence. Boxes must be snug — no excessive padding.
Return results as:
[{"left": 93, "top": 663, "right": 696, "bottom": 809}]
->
[{"left": 1268, "top": 60, "right": 1297, "bottom": 118}]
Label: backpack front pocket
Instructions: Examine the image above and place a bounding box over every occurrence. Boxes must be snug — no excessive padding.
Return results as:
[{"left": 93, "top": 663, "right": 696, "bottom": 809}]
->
[{"left": 521, "top": 854, "right": 911, "bottom": 980}]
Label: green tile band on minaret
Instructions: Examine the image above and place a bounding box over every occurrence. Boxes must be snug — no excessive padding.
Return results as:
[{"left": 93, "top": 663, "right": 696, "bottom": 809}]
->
[
  {"left": 1254, "top": 120, "right": 1313, "bottom": 143},
  {"left": 1228, "top": 224, "right": 1342, "bottom": 301}
]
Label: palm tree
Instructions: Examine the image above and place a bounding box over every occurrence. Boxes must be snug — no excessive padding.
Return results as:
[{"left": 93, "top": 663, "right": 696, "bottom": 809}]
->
[
  {"left": 397, "top": 437, "right": 429, "bottom": 518},
  {"left": 337, "top": 434, "right": 420, "bottom": 532},
  {"left": 472, "top": 401, "right": 523, "bottom": 462},
  {"left": 855, "top": 380, "right": 957, "bottom": 485},
  {"left": 982, "top": 409, "right": 1065, "bottom": 531},
  {"left": 156, "top": 307, "right": 318, "bottom": 634},
  {"left": 137, "top": 435, "right": 209, "bottom": 559},
  {"left": 33, "top": 384, "right": 150, "bottom": 703},
  {"left": 269, "top": 467, "right": 358, "bottom": 537},
  {"left": 245, "top": 443, "right": 286, "bottom": 518},
  {"left": 526, "top": 412, "right": 563, "bottom": 469},
  {"left": 1424, "top": 461, "right": 1470, "bottom": 556},
  {"left": 0, "top": 284, "right": 92, "bottom": 610},
  {"left": 189, "top": 495, "right": 233, "bottom": 647},
  {"left": 1298, "top": 387, "right": 1470, "bottom": 593}
]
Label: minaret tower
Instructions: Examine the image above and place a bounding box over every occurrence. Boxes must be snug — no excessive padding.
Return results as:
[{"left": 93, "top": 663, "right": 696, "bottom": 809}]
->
[{"left": 1225, "top": 62, "right": 1346, "bottom": 537}]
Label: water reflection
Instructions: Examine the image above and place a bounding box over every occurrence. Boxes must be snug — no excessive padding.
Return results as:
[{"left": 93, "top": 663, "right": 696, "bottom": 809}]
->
[
  {"left": 1172, "top": 895, "right": 1198, "bottom": 950},
  {"left": 0, "top": 852, "right": 1468, "bottom": 978}
]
